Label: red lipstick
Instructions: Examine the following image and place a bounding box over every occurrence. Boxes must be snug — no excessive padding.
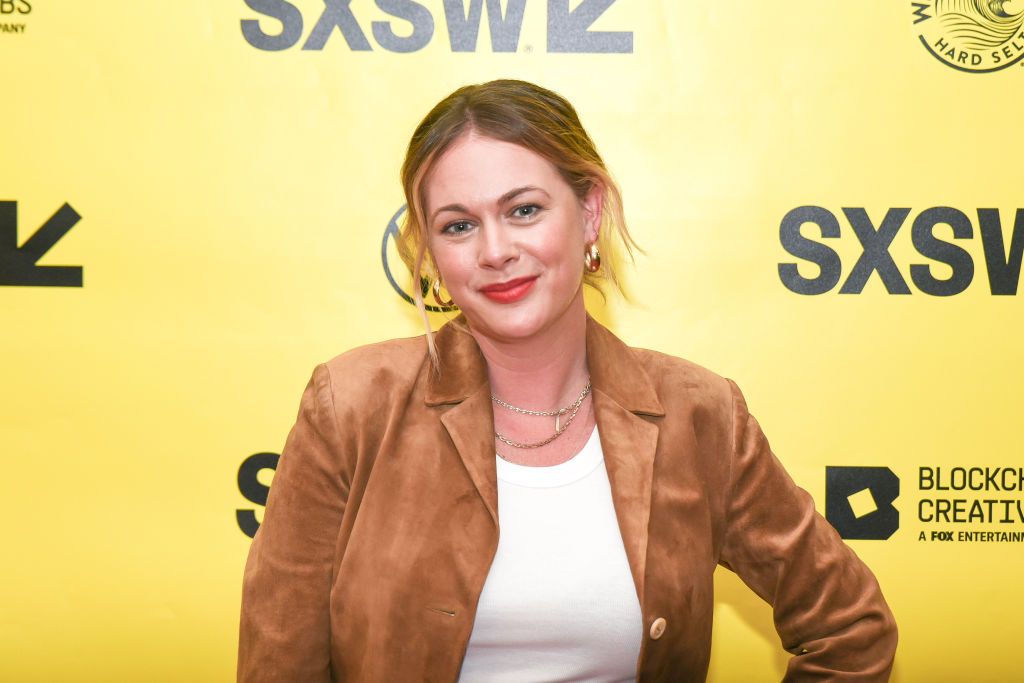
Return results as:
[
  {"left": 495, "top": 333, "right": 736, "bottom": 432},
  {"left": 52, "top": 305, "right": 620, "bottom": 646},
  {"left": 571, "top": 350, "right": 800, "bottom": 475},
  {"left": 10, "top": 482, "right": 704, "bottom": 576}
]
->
[{"left": 479, "top": 276, "right": 538, "bottom": 303}]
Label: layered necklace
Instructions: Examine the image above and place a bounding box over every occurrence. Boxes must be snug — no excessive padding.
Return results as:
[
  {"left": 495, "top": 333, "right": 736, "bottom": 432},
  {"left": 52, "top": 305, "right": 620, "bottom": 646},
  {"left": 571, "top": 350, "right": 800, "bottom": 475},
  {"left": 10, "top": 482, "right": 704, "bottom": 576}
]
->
[{"left": 492, "top": 380, "right": 592, "bottom": 451}]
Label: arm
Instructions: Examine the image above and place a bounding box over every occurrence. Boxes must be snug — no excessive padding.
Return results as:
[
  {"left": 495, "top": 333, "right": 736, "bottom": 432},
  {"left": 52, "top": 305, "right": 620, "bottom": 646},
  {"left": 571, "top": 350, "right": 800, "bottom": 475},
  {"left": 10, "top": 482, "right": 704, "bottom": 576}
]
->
[
  {"left": 719, "top": 379, "right": 898, "bottom": 681},
  {"left": 238, "top": 363, "right": 350, "bottom": 682}
]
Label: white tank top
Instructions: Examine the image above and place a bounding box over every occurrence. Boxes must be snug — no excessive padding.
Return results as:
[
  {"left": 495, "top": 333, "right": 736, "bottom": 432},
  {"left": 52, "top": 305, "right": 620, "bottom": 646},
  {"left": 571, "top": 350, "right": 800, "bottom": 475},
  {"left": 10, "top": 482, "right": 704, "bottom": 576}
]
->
[{"left": 458, "top": 426, "right": 643, "bottom": 682}]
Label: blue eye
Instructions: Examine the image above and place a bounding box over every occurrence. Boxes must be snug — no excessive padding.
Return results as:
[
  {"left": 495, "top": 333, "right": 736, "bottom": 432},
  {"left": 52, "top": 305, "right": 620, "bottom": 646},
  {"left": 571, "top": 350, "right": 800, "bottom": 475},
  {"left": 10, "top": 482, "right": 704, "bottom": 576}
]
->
[
  {"left": 512, "top": 204, "right": 540, "bottom": 219},
  {"left": 442, "top": 220, "right": 472, "bottom": 235}
]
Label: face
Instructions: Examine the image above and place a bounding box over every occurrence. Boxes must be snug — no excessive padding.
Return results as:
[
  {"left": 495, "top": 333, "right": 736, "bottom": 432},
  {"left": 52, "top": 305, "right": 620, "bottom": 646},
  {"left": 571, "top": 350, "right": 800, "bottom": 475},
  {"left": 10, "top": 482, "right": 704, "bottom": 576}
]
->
[{"left": 422, "top": 132, "right": 601, "bottom": 343}]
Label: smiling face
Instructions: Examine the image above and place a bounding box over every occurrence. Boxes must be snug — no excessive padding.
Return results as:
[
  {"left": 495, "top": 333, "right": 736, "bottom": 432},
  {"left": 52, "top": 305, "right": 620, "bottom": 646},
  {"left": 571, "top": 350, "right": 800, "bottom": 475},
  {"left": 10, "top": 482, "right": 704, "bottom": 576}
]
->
[{"left": 423, "top": 131, "right": 601, "bottom": 344}]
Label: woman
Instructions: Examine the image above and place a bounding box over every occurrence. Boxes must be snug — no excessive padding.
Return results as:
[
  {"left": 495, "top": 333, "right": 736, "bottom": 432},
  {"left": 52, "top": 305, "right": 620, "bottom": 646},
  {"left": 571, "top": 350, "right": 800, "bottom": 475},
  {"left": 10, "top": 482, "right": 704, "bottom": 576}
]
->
[{"left": 238, "top": 79, "right": 897, "bottom": 682}]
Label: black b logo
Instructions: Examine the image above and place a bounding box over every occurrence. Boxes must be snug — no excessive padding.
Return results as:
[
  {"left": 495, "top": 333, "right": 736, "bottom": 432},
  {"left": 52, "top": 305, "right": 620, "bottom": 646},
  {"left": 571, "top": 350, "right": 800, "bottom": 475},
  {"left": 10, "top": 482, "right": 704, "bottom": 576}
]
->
[{"left": 825, "top": 466, "right": 899, "bottom": 540}]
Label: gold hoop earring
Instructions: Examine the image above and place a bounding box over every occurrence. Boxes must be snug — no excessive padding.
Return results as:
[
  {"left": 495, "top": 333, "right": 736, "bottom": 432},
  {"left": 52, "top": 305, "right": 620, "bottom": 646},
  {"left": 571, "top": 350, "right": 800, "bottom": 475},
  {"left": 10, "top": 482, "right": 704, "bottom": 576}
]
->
[
  {"left": 583, "top": 243, "right": 601, "bottom": 273},
  {"left": 432, "top": 279, "right": 456, "bottom": 309}
]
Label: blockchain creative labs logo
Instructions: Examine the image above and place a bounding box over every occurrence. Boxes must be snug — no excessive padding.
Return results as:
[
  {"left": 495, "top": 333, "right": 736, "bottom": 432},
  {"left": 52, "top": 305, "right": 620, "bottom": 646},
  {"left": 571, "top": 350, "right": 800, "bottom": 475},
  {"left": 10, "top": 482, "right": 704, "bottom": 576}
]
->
[
  {"left": 381, "top": 205, "right": 458, "bottom": 313},
  {"left": 912, "top": 0, "right": 1024, "bottom": 72},
  {"left": 0, "top": 0, "right": 31, "bottom": 34},
  {"left": 825, "top": 466, "right": 900, "bottom": 540}
]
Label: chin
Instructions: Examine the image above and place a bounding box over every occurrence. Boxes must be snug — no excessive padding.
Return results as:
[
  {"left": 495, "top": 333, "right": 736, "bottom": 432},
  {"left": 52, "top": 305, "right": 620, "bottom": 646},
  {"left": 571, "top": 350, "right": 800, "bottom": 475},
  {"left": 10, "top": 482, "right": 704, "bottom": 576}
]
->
[
  {"left": 481, "top": 314, "right": 546, "bottom": 341},
  {"left": 467, "top": 297, "right": 579, "bottom": 343}
]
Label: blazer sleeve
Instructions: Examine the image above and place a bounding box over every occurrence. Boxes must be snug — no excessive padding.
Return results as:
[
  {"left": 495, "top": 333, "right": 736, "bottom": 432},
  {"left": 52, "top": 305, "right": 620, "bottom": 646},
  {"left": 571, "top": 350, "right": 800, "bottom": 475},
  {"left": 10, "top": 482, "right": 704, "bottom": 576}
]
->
[
  {"left": 718, "top": 379, "right": 898, "bottom": 681},
  {"left": 238, "top": 363, "right": 350, "bottom": 682}
]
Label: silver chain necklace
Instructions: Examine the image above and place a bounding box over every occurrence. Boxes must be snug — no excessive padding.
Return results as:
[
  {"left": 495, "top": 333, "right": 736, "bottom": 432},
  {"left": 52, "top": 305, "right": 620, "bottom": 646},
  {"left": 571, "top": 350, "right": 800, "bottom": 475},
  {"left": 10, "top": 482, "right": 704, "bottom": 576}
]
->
[{"left": 492, "top": 380, "right": 592, "bottom": 450}]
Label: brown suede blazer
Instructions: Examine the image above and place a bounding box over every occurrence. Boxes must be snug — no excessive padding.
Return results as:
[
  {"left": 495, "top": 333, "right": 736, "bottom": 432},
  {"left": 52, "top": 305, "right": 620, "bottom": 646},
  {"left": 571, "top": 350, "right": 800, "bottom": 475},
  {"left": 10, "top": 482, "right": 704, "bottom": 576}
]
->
[{"left": 238, "top": 315, "right": 897, "bottom": 682}]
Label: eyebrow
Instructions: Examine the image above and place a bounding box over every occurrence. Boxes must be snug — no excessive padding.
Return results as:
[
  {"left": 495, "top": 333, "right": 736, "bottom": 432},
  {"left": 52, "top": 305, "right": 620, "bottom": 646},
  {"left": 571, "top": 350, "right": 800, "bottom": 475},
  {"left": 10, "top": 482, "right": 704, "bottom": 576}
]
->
[{"left": 429, "top": 185, "right": 551, "bottom": 224}]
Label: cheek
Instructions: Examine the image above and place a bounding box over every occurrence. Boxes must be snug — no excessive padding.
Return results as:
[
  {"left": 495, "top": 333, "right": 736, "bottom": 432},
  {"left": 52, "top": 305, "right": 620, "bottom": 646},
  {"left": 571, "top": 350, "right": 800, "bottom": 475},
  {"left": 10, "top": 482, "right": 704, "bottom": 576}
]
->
[
  {"left": 542, "top": 220, "right": 585, "bottom": 269},
  {"left": 431, "top": 245, "right": 473, "bottom": 286}
]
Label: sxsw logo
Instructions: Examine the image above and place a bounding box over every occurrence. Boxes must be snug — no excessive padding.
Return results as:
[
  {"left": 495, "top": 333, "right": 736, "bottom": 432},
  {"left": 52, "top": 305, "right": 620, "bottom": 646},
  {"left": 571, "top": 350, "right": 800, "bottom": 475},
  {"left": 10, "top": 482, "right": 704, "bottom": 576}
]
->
[
  {"left": 825, "top": 466, "right": 899, "bottom": 540},
  {"left": 779, "top": 207, "right": 1024, "bottom": 296},
  {"left": 241, "top": 0, "right": 633, "bottom": 53},
  {"left": 237, "top": 452, "right": 279, "bottom": 538}
]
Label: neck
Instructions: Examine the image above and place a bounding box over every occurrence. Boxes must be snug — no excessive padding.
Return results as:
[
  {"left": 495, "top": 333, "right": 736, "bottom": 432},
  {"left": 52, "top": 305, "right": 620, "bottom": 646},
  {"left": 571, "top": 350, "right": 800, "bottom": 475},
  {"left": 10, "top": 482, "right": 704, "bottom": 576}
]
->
[{"left": 470, "top": 293, "right": 590, "bottom": 411}]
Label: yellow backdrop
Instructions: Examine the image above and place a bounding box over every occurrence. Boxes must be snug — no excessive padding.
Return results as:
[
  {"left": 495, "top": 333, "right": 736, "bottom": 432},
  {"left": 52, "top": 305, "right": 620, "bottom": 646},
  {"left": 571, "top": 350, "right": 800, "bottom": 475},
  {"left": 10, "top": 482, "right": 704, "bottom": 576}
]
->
[{"left": 2, "top": 1, "right": 1021, "bottom": 680}]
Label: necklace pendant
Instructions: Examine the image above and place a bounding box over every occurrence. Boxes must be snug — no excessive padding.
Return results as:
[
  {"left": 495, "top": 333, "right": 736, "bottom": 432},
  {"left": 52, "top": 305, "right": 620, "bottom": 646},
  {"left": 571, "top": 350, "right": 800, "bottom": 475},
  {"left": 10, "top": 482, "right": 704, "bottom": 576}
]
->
[{"left": 555, "top": 413, "right": 560, "bottom": 432}]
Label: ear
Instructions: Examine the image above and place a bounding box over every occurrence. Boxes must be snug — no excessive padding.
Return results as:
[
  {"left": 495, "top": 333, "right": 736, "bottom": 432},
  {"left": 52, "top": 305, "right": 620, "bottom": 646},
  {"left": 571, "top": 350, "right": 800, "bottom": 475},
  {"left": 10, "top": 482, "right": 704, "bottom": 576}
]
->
[{"left": 581, "top": 182, "right": 603, "bottom": 244}]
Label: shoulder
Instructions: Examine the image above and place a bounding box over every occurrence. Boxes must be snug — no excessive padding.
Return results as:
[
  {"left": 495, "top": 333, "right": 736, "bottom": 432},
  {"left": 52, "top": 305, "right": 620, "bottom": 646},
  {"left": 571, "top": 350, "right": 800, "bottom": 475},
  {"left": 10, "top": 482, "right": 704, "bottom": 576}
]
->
[
  {"left": 587, "top": 316, "right": 745, "bottom": 423},
  {"left": 627, "top": 345, "right": 743, "bottom": 421},
  {"left": 316, "top": 334, "right": 429, "bottom": 404},
  {"left": 321, "top": 333, "right": 427, "bottom": 374},
  {"left": 629, "top": 346, "right": 731, "bottom": 395}
]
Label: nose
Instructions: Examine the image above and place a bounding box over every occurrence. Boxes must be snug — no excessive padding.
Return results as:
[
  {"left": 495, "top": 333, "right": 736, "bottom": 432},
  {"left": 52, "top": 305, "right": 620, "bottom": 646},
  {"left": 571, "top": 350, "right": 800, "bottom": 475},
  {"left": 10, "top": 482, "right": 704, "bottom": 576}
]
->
[{"left": 476, "top": 220, "right": 518, "bottom": 269}]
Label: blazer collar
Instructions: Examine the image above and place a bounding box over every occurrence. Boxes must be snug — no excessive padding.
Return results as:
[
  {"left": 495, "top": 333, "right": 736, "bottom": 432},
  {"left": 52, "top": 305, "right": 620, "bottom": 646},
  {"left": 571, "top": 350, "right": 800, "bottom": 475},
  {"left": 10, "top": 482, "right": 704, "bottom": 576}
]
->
[
  {"left": 423, "top": 314, "right": 664, "bottom": 608},
  {"left": 424, "top": 314, "right": 665, "bottom": 417}
]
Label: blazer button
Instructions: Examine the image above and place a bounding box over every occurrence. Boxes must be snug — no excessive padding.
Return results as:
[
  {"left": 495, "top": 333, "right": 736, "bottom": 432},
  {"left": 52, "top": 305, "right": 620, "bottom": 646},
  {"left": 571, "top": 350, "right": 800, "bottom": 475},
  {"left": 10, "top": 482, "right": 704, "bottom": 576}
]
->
[{"left": 649, "top": 617, "right": 667, "bottom": 640}]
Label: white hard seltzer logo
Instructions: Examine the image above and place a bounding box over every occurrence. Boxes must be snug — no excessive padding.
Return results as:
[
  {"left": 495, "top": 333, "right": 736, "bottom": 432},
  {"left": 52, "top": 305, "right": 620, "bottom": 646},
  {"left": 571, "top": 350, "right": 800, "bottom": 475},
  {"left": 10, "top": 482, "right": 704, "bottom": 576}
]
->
[{"left": 913, "top": 0, "right": 1024, "bottom": 72}]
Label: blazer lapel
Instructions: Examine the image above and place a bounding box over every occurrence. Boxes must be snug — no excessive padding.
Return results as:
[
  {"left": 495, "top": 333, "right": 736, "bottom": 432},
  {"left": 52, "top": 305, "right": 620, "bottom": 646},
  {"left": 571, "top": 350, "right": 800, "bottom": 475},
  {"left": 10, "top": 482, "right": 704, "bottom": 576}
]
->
[
  {"left": 424, "top": 318, "right": 499, "bottom": 528},
  {"left": 439, "top": 387, "right": 499, "bottom": 528},
  {"left": 586, "top": 316, "right": 665, "bottom": 608},
  {"left": 593, "top": 391, "right": 660, "bottom": 607}
]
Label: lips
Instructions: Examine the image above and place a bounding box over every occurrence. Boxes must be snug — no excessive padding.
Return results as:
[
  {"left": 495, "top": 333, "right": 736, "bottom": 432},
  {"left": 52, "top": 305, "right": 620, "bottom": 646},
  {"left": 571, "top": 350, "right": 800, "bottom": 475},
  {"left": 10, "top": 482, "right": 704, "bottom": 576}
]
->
[{"left": 479, "top": 276, "right": 538, "bottom": 303}]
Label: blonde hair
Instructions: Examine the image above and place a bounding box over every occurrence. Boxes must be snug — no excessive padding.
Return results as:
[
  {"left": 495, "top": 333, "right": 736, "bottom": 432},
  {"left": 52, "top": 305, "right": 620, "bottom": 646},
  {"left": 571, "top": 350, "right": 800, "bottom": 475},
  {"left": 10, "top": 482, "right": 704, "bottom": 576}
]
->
[{"left": 397, "top": 79, "right": 639, "bottom": 365}]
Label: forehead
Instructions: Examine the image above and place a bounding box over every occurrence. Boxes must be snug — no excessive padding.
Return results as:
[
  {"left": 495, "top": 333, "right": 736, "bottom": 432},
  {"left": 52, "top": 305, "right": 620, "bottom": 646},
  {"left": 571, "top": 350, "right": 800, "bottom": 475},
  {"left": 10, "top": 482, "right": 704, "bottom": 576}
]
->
[{"left": 423, "top": 133, "right": 565, "bottom": 211}]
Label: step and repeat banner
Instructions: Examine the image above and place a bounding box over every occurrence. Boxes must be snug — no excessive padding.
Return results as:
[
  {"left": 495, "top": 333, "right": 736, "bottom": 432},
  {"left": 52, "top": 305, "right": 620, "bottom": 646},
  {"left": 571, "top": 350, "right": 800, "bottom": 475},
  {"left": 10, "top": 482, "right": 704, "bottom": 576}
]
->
[{"left": 2, "top": 2, "right": 1021, "bottom": 681}]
